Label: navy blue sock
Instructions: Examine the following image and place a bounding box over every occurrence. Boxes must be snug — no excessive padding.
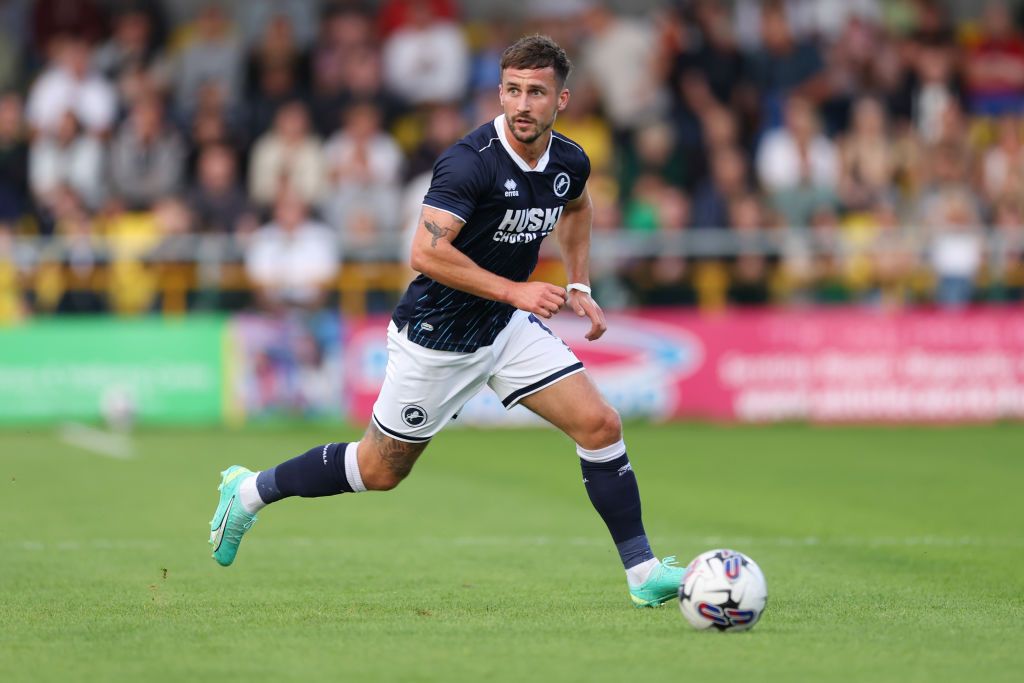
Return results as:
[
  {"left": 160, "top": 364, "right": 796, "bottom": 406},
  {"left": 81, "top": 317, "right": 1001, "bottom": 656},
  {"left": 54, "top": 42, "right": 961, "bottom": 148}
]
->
[
  {"left": 255, "top": 442, "right": 353, "bottom": 504},
  {"left": 581, "top": 453, "right": 654, "bottom": 570}
]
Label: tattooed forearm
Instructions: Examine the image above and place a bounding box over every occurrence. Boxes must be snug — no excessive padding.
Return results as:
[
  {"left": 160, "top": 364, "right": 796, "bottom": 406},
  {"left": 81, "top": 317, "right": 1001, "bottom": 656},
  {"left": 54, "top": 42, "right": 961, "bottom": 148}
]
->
[{"left": 424, "top": 219, "right": 452, "bottom": 247}]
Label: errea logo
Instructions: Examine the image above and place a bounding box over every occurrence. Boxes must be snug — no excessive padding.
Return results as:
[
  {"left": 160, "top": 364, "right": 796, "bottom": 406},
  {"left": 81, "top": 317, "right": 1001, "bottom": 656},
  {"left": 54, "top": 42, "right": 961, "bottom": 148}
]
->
[{"left": 503, "top": 178, "right": 519, "bottom": 197}]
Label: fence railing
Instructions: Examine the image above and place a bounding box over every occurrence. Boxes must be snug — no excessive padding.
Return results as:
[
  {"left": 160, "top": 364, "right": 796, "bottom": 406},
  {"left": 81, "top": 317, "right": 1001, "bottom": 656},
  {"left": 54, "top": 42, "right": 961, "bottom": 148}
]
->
[{"left": 2, "top": 227, "right": 1022, "bottom": 319}]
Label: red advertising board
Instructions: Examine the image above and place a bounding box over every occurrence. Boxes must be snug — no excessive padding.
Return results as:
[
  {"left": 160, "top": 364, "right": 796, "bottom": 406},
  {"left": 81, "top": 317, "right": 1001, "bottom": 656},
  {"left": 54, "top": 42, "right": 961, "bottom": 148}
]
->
[{"left": 343, "top": 310, "right": 1024, "bottom": 424}]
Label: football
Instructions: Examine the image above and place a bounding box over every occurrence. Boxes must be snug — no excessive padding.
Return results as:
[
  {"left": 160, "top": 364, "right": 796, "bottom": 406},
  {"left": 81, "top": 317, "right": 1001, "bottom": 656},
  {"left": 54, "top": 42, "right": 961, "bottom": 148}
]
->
[{"left": 678, "top": 549, "right": 768, "bottom": 632}]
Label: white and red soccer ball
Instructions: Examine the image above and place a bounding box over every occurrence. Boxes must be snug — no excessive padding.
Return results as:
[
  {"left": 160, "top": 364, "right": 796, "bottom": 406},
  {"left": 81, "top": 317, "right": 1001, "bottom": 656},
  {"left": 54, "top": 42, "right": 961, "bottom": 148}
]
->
[{"left": 678, "top": 549, "right": 768, "bottom": 632}]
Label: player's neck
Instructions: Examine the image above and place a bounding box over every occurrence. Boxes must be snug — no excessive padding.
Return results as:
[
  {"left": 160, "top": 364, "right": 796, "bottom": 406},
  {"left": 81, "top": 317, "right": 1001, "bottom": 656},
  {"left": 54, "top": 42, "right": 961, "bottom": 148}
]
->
[{"left": 502, "top": 118, "right": 551, "bottom": 169}]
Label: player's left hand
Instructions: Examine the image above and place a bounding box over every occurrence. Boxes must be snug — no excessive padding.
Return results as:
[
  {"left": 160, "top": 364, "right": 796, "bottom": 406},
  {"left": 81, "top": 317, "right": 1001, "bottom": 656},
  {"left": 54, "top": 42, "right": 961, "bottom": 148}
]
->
[{"left": 567, "top": 290, "right": 607, "bottom": 341}]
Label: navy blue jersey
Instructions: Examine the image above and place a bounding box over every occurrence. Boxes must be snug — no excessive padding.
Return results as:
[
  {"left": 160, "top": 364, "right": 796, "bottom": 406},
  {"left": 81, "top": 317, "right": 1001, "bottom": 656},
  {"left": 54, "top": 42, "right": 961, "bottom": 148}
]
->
[{"left": 393, "top": 115, "right": 591, "bottom": 352}]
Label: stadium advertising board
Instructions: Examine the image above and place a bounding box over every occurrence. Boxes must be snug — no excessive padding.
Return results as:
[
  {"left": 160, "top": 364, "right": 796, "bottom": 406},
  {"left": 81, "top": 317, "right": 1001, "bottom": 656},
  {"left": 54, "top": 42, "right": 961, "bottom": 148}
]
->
[
  {"left": 344, "top": 310, "right": 1024, "bottom": 424},
  {"left": 0, "top": 317, "right": 224, "bottom": 424},
  {"left": 228, "top": 313, "right": 344, "bottom": 420}
]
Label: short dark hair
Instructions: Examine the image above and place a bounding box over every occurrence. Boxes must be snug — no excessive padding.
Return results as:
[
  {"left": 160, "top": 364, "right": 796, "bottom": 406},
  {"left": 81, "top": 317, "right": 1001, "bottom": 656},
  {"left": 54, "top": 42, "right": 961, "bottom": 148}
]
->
[{"left": 500, "top": 34, "right": 573, "bottom": 86}]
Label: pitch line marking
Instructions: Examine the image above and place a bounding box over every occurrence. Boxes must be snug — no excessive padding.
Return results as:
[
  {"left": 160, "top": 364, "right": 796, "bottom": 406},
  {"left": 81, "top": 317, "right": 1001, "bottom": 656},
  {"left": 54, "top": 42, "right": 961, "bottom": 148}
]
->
[{"left": 56, "top": 422, "right": 136, "bottom": 460}]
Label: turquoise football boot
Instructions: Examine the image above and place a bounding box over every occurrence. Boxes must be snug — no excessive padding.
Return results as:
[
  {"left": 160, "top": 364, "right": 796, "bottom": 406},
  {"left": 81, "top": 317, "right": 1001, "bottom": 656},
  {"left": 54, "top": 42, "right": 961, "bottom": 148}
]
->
[
  {"left": 629, "top": 556, "right": 686, "bottom": 608},
  {"left": 209, "top": 466, "right": 258, "bottom": 567}
]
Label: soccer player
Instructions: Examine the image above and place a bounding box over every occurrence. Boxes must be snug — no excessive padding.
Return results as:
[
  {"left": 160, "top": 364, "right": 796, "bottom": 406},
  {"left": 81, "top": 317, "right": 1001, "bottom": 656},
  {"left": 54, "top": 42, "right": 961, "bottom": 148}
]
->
[{"left": 209, "top": 35, "right": 685, "bottom": 607}]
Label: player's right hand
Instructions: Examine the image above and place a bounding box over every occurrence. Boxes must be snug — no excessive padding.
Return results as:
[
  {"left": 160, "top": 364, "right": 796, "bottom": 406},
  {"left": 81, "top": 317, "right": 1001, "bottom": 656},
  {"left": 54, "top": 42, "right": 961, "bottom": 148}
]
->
[{"left": 508, "top": 282, "right": 567, "bottom": 318}]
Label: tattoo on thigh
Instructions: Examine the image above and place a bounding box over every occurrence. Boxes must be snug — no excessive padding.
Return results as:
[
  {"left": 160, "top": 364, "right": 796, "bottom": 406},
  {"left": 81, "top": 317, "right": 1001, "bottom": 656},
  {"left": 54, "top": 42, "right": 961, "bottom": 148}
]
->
[{"left": 369, "top": 424, "right": 428, "bottom": 479}]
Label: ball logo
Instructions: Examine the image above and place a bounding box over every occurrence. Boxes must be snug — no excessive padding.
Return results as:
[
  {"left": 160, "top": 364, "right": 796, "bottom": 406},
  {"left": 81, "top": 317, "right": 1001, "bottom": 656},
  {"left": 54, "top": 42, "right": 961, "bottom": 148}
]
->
[
  {"left": 401, "top": 405, "right": 428, "bottom": 427},
  {"left": 697, "top": 602, "right": 757, "bottom": 628},
  {"left": 553, "top": 172, "right": 570, "bottom": 197},
  {"left": 723, "top": 555, "right": 742, "bottom": 582}
]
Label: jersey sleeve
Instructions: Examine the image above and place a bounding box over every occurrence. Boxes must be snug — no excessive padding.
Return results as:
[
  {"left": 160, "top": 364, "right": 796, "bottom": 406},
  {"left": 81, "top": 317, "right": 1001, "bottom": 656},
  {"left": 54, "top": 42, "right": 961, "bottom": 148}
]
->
[
  {"left": 568, "top": 148, "right": 591, "bottom": 201},
  {"left": 422, "top": 143, "right": 489, "bottom": 223}
]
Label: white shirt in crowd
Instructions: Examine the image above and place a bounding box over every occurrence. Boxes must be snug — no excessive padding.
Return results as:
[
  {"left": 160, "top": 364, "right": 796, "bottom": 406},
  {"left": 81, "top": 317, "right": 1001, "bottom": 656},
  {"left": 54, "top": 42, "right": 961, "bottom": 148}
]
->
[
  {"left": 382, "top": 21, "right": 468, "bottom": 105},
  {"left": 25, "top": 67, "right": 117, "bottom": 135},
  {"left": 29, "top": 135, "right": 105, "bottom": 208},
  {"left": 581, "top": 16, "right": 666, "bottom": 129},
  {"left": 245, "top": 221, "right": 339, "bottom": 307},
  {"left": 323, "top": 131, "right": 403, "bottom": 188},
  {"left": 756, "top": 129, "right": 839, "bottom": 192}
]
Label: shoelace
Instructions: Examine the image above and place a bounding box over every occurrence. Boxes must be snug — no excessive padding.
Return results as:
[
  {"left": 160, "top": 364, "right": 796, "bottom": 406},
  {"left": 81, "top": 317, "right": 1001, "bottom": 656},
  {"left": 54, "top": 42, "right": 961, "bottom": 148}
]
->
[{"left": 661, "top": 555, "right": 679, "bottom": 567}]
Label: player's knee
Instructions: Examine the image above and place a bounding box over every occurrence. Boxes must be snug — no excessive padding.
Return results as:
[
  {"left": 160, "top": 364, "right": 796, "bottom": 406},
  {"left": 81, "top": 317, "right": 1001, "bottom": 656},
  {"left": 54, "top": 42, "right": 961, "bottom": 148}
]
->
[
  {"left": 356, "top": 432, "right": 423, "bottom": 491},
  {"left": 363, "top": 468, "right": 405, "bottom": 491},
  {"left": 358, "top": 453, "right": 408, "bottom": 491},
  {"left": 577, "top": 406, "right": 622, "bottom": 450}
]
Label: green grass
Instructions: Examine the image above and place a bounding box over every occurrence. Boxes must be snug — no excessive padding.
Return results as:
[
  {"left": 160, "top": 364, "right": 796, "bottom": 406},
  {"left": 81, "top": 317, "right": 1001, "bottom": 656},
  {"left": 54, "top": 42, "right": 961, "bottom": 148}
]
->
[{"left": 1, "top": 423, "right": 1022, "bottom": 682}]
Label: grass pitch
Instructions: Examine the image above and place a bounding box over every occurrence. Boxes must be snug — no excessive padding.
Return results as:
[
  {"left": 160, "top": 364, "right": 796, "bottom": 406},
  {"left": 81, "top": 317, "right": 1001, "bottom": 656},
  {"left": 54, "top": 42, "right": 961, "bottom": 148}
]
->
[{"left": 1, "top": 423, "right": 1022, "bottom": 682}]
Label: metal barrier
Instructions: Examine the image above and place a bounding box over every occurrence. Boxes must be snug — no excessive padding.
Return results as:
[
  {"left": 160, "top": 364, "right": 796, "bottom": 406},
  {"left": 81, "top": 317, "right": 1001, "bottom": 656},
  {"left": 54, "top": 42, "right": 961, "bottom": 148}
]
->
[{"left": 2, "top": 227, "right": 1022, "bottom": 319}]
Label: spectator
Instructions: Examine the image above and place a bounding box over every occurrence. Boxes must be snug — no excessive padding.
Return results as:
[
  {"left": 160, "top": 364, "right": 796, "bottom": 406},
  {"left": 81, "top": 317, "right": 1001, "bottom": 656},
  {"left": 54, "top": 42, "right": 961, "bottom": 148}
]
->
[
  {"left": 245, "top": 14, "right": 310, "bottom": 101},
  {"left": 322, "top": 101, "right": 404, "bottom": 251},
  {"left": 744, "top": 3, "right": 829, "bottom": 128},
  {"left": 908, "top": 35, "right": 964, "bottom": 144},
  {"left": 552, "top": 80, "right": 613, "bottom": 174},
  {"left": 692, "top": 146, "right": 750, "bottom": 229},
  {"left": 756, "top": 95, "right": 839, "bottom": 226},
  {"left": 248, "top": 101, "right": 324, "bottom": 207},
  {"left": 45, "top": 190, "right": 109, "bottom": 314},
  {"left": 184, "top": 93, "right": 245, "bottom": 182},
  {"left": 173, "top": 4, "right": 244, "bottom": 118},
  {"left": 404, "top": 103, "right": 466, "bottom": 181},
  {"left": 94, "top": 6, "right": 169, "bottom": 99},
  {"left": 728, "top": 252, "right": 771, "bottom": 306},
  {"left": 25, "top": 36, "right": 117, "bottom": 137},
  {"left": 108, "top": 97, "right": 186, "bottom": 210},
  {"left": 728, "top": 193, "right": 771, "bottom": 232},
  {"left": 927, "top": 188, "right": 984, "bottom": 308},
  {"left": 989, "top": 198, "right": 1024, "bottom": 301},
  {"left": 623, "top": 174, "right": 690, "bottom": 231},
  {"left": 580, "top": 3, "right": 667, "bottom": 136},
  {"left": 309, "top": 10, "right": 399, "bottom": 137},
  {"left": 342, "top": 46, "right": 402, "bottom": 130},
  {"left": 147, "top": 196, "right": 194, "bottom": 266},
  {"left": 917, "top": 138, "right": 978, "bottom": 228},
  {"left": 29, "top": 111, "right": 105, "bottom": 211},
  {"left": 620, "top": 120, "right": 687, "bottom": 202},
  {"left": 236, "top": 1, "right": 316, "bottom": 50},
  {"left": 247, "top": 56, "right": 305, "bottom": 141},
  {"left": 382, "top": 2, "right": 468, "bottom": 106},
  {"left": 963, "top": 1, "right": 1024, "bottom": 116},
  {"left": 676, "top": 1, "right": 749, "bottom": 108},
  {"left": 837, "top": 96, "right": 898, "bottom": 212},
  {"left": 308, "top": 9, "right": 355, "bottom": 138},
  {"left": 979, "top": 115, "right": 1024, "bottom": 205},
  {"left": 245, "top": 191, "right": 338, "bottom": 312},
  {"left": 187, "top": 144, "right": 254, "bottom": 234},
  {"left": 696, "top": 105, "right": 743, "bottom": 170},
  {"left": 0, "top": 92, "right": 28, "bottom": 226}
]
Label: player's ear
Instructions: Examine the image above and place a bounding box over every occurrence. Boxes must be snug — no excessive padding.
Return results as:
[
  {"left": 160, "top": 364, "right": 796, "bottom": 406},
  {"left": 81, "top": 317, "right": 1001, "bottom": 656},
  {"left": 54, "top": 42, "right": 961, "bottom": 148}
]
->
[{"left": 558, "top": 88, "right": 570, "bottom": 112}]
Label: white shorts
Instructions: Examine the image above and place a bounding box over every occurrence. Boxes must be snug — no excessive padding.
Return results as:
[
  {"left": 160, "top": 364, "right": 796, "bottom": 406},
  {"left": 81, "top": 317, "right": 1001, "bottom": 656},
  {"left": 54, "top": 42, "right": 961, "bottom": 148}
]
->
[{"left": 371, "top": 309, "right": 584, "bottom": 442}]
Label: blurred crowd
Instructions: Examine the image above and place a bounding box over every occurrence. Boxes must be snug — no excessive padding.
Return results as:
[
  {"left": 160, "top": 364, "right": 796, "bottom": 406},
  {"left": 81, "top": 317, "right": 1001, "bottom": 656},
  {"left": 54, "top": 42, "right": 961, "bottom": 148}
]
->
[{"left": 1, "top": 0, "right": 1024, "bottom": 320}]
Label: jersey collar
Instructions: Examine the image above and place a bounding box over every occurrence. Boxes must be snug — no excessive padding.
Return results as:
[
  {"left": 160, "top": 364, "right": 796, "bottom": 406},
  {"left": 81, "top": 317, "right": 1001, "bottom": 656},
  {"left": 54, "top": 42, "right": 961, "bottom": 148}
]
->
[{"left": 493, "top": 115, "right": 552, "bottom": 173}]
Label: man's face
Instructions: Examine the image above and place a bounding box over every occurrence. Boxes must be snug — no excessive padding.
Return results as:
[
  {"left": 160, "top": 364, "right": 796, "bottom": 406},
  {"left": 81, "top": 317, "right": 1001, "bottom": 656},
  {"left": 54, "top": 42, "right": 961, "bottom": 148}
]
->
[{"left": 499, "top": 67, "right": 569, "bottom": 145}]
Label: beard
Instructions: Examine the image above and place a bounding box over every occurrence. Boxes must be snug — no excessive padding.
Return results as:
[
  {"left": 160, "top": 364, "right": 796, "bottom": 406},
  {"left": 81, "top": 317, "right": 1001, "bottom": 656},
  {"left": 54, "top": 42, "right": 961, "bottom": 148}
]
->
[{"left": 506, "top": 111, "right": 556, "bottom": 144}]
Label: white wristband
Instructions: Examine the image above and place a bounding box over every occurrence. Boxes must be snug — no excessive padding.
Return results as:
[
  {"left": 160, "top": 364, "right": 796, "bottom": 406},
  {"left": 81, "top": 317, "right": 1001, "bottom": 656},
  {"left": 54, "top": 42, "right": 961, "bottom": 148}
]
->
[{"left": 567, "top": 282, "right": 592, "bottom": 295}]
